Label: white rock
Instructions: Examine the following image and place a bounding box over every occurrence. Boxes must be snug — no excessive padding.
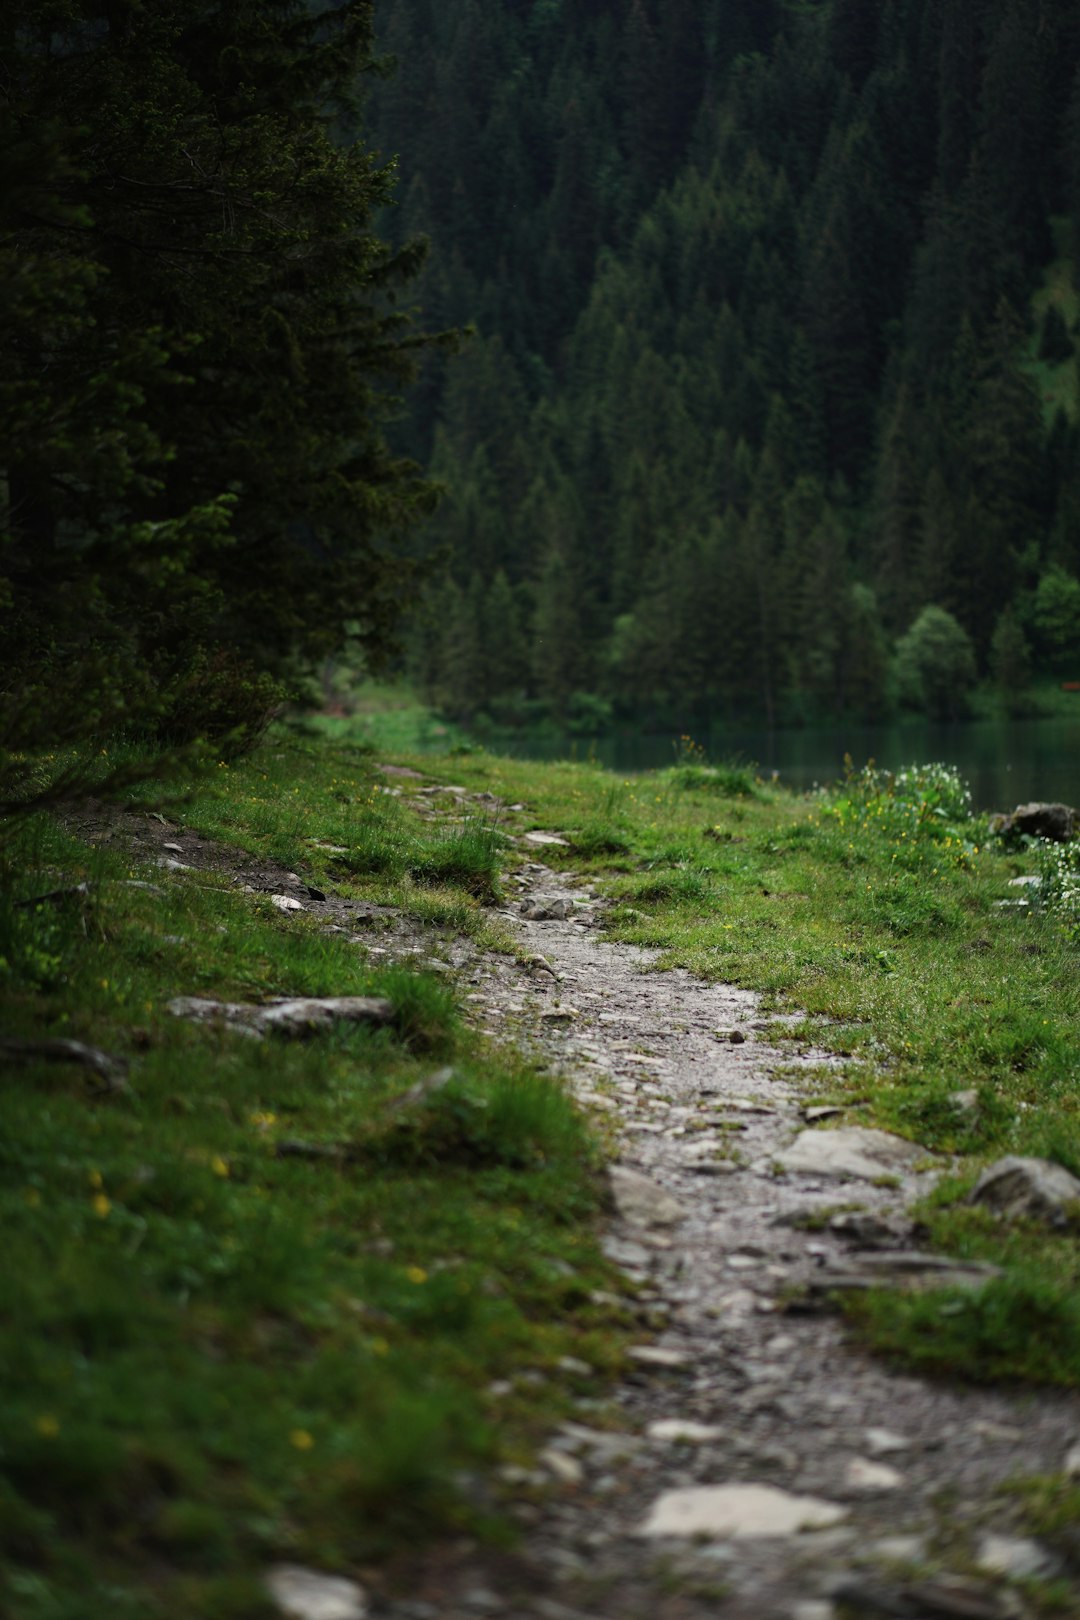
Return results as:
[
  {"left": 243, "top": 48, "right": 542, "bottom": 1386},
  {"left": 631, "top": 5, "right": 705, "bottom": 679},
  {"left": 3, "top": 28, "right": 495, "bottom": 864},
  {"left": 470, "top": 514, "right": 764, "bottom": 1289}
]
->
[
  {"left": 539, "top": 1447, "right": 584, "bottom": 1486},
  {"left": 627, "top": 1346, "right": 690, "bottom": 1368},
  {"left": 271, "top": 894, "right": 305, "bottom": 911},
  {"left": 523, "top": 831, "right": 570, "bottom": 847},
  {"left": 976, "top": 1534, "right": 1059, "bottom": 1580},
  {"left": 637, "top": 1483, "right": 848, "bottom": 1540},
  {"left": 1064, "top": 1440, "right": 1080, "bottom": 1477},
  {"left": 845, "top": 1458, "right": 904, "bottom": 1492},
  {"left": 864, "top": 1428, "right": 911, "bottom": 1456},
  {"left": 871, "top": 1535, "right": 926, "bottom": 1563},
  {"left": 646, "top": 1420, "right": 725, "bottom": 1444},
  {"left": 266, "top": 1564, "right": 368, "bottom": 1620},
  {"left": 775, "top": 1127, "right": 924, "bottom": 1181},
  {"left": 968, "top": 1155, "right": 1080, "bottom": 1228},
  {"left": 792, "top": 1604, "right": 836, "bottom": 1620},
  {"left": 609, "top": 1165, "right": 688, "bottom": 1227}
]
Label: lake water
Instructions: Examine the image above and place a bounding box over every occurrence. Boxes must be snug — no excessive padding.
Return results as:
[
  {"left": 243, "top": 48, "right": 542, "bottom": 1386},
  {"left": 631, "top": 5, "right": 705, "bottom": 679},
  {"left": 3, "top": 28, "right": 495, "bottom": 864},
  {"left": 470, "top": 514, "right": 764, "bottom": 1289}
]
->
[{"left": 483, "top": 714, "right": 1080, "bottom": 812}]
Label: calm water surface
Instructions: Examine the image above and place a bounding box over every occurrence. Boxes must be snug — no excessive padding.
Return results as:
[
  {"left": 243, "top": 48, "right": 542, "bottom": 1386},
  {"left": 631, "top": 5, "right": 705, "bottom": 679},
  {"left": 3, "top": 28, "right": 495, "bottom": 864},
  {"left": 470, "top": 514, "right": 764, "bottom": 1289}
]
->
[{"left": 486, "top": 715, "right": 1080, "bottom": 812}]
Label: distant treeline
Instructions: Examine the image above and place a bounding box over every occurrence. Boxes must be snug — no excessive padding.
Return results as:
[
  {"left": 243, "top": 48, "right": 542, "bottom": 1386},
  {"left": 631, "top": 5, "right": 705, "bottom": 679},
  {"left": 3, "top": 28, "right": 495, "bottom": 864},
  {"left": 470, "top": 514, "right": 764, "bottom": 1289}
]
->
[{"left": 369, "top": 0, "right": 1080, "bottom": 726}]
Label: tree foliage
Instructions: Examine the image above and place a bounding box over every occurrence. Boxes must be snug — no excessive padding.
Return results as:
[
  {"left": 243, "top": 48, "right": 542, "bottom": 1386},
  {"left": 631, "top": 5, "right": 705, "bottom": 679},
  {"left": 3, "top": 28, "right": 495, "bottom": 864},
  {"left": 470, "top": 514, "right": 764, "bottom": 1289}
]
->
[
  {"left": 364, "top": 0, "right": 1080, "bottom": 726},
  {"left": 1, "top": 0, "right": 443, "bottom": 784}
]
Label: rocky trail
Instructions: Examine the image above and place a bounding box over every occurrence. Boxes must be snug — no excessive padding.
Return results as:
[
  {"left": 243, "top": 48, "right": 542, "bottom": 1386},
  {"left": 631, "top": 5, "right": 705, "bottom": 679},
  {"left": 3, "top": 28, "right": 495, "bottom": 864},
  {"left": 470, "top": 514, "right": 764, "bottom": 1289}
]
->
[
  {"left": 86, "top": 794, "right": 1080, "bottom": 1620},
  {"left": 379, "top": 856, "right": 1078, "bottom": 1620}
]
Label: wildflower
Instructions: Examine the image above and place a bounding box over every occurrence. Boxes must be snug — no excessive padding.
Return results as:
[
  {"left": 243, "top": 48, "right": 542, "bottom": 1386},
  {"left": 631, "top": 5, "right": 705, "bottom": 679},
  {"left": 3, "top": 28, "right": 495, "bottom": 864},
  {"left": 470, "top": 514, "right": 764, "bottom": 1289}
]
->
[
  {"left": 249, "top": 1111, "right": 277, "bottom": 1129},
  {"left": 23, "top": 1188, "right": 41, "bottom": 1207},
  {"left": 92, "top": 1193, "right": 111, "bottom": 1218},
  {"left": 371, "top": 1337, "right": 390, "bottom": 1356},
  {"left": 406, "top": 1265, "right": 428, "bottom": 1284},
  {"left": 36, "top": 1415, "right": 60, "bottom": 1438},
  {"left": 88, "top": 1169, "right": 103, "bottom": 1189},
  {"left": 290, "top": 1429, "right": 314, "bottom": 1451},
  {"left": 211, "top": 1156, "right": 230, "bottom": 1178}
]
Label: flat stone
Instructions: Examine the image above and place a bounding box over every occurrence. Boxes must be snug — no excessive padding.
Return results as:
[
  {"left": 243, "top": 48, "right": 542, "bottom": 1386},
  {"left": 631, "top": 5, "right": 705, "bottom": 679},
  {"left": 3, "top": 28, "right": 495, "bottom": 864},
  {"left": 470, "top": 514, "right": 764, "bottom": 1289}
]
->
[
  {"left": 270, "top": 894, "right": 305, "bottom": 911},
  {"left": 626, "top": 1346, "right": 691, "bottom": 1368},
  {"left": 539, "top": 1447, "right": 584, "bottom": 1486},
  {"left": 609, "top": 1166, "right": 688, "bottom": 1227},
  {"left": 846, "top": 1458, "right": 904, "bottom": 1491},
  {"left": 1065, "top": 1440, "right": 1080, "bottom": 1477},
  {"left": 601, "top": 1235, "right": 651, "bottom": 1269},
  {"left": 523, "top": 831, "right": 571, "bottom": 847},
  {"left": 637, "top": 1483, "right": 848, "bottom": 1540},
  {"left": 976, "top": 1534, "right": 1059, "bottom": 1581},
  {"left": 265, "top": 1564, "right": 368, "bottom": 1620},
  {"left": 864, "top": 1428, "right": 911, "bottom": 1457},
  {"left": 775, "top": 1128, "right": 924, "bottom": 1181},
  {"left": 805, "top": 1106, "right": 844, "bottom": 1123},
  {"left": 539, "top": 1006, "right": 580, "bottom": 1023},
  {"left": 522, "top": 897, "right": 573, "bottom": 921},
  {"left": 967, "top": 1155, "right": 1080, "bottom": 1228},
  {"left": 807, "top": 1251, "right": 1001, "bottom": 1296},
  {"left": 646, "top": 1420, "right": 725, "bottom": 1444},
  {"left": 870, "top": 1535, "right": 926, "bottom": 1564},
  {"left": 168, "top": 995, "right": 394, "bottom": 1038},
  {"left": 829, "top": 1211, "right": 909, "bottom": 1247}
]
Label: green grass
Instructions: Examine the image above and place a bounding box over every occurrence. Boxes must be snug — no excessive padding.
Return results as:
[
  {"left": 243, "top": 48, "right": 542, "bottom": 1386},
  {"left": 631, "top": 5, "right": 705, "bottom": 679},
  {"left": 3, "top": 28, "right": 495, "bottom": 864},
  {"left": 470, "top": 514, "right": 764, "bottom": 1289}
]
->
[
  {"left": 0, "top": 791, "right": 616, "bottom": 1619},
  {"left": 354, "top": 744, "right": 1080, "bottom": 1389},
  {"left": 5, "top": 724, "right": 1080, "bottom": 1613}
]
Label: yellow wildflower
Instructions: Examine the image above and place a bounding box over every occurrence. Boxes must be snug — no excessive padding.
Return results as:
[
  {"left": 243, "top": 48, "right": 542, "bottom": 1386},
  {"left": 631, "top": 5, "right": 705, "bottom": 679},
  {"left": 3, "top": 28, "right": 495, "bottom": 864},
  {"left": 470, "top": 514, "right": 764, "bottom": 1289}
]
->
[
  {"left": 211, "top": 1156, "right": 230, "bottom": 1178},
  {"left": 92, "top": 1193, "right": 111, "bottom": 1218},
  {"left": 36, "top": 1415, "right": 60, "bottom": 1438},
  {"left": 406, "top": 1266, "right": 428, "bottom": 1285},
  {"left": 290, "top": 1429, "right": 314, "bottom": 1451}
]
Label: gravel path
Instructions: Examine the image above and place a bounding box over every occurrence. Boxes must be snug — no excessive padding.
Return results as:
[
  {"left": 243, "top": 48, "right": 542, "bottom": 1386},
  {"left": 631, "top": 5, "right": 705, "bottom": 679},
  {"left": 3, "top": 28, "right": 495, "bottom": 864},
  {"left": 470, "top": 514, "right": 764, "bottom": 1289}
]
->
[{"left": 383, "top": 857, "right": 1080, "bottom": 1620}]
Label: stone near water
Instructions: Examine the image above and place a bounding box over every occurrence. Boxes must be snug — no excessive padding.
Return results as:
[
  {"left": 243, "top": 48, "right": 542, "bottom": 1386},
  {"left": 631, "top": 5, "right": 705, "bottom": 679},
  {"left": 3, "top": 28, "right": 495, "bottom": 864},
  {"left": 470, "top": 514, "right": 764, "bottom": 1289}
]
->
[
  {"left": 993, "top": 801, "right": 1077, "bottom": 842},
  {"left": 609, "top": 1165, "right": 688, "bottom": 1227},
  {"left": 647, "top": 1419, "right": 725, "bottom": 1444},
  {"left": 265, "top": 1564, "right": 368, "bottom": 1620},
  {"left": 775, "top": 1127, "right": 924, "bottom": 1181},
  {"left": 967, "top": 1155, "right": 1080, "bottom": 1228},
  {"left": 637, "top": 1483, "right": 848, "bottom": 1540}
]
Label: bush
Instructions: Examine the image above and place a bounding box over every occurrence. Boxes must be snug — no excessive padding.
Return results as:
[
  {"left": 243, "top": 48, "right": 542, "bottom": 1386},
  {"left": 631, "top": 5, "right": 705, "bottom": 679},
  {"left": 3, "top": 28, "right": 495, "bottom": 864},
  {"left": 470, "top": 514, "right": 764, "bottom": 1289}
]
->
[{"left": 894, "top": 606, "right": 977, "bottom": 720}]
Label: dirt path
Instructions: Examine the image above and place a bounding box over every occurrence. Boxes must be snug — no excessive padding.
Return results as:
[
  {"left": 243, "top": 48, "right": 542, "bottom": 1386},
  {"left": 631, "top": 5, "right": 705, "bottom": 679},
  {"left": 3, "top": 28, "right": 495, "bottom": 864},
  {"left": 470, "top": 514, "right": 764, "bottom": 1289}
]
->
[{"left": 384, "top": 856, "right": 1080, "bottom": 1620}]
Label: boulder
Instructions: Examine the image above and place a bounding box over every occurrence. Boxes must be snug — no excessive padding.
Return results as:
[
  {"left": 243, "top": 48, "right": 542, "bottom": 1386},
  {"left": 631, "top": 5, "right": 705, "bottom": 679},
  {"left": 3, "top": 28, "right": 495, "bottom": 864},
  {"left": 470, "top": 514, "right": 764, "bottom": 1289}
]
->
[
  {"left": 265, "top": 1565, "right": 367, "bottom": 1620},
  {"left": 993, "top": 801, "right": 1077, "bottom": 842},
  {"left": 967, "top": 1155, "right": 1080, "bottom": 1228}
]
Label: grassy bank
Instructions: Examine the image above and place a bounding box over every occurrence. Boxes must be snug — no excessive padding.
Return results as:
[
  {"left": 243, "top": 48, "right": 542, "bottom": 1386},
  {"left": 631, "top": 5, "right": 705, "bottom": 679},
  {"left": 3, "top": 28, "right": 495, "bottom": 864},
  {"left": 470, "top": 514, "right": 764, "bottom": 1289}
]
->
[
  {"left": 0, "top": 747, "right": 621, "bottom": 1620},
  {"left": 3, "top": 732, "right": 1079, "bottom": 1615}
]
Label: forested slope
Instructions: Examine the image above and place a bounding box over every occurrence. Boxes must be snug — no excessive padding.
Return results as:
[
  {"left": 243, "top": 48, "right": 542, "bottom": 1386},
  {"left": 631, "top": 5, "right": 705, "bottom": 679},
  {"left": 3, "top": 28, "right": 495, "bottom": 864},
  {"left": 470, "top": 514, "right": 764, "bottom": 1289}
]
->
[{"left": 369, "top": 0, "right": 1080, "bottom": 726}]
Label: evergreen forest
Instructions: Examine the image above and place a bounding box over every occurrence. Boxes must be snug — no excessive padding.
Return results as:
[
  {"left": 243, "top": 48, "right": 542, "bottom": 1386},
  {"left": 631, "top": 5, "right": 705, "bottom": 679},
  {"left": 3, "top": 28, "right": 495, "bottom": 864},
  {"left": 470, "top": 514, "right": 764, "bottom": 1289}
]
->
[{"left": 368, "top": 0, "right": 1080, "bottom": 731}]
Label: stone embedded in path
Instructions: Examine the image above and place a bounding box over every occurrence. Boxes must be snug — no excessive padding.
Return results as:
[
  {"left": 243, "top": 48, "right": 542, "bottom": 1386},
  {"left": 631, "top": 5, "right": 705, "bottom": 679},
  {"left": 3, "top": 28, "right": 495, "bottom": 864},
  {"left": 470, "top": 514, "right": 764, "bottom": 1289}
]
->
[
  {"left": 265, "top": 1564, "right": 368, "bottom": 1620},
  {"left": 168, "top": 995, "right": 394, "bottom": 1038},
  {"left": 646, "top": 1419, "right": 725, "bottom": 1444},
  {"left": 845, "top": 1458, "right": 904, "bottom": 1492},
  {"left": 637, "top": 1483, "right": 848, "bottom": 1540},
  {"left": 864, "top": 1428, "right": 911, "bottom": 1456},
  {"left": 976, "top": 1534, "right": 1060, "bottom": 1581},
  {"left": 521, "top": 896, "right": 573, "bottom": 920},
  {"left": 523, "top": 830, "right": 570, "bottom": 847},
  {"left": 627, "top": 1346, "right": 691, "bottom": 1369},
  {"left": 608, "top": 1165, "right": 688, "bottom": 1227},
  {"left": 774, "top": 1127, "right": 925, "bottom": 1181},
  {"left": 967, "top": 1155, "right": 1080, "bottom": 1228}
]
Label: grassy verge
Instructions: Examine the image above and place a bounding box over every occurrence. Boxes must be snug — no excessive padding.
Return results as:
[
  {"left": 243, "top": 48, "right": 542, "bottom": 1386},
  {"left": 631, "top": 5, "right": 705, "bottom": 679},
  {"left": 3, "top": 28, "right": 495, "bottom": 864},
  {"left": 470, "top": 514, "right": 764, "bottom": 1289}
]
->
[
  {"left": 357, "top": 744, "right": 1080, "bottom": 1385},
  {"left": 0, "top": 753, "right": 621, "bottom": 1620},
  {"left": 5, "top": 728, "right": 1080, "bottom": 1614}
]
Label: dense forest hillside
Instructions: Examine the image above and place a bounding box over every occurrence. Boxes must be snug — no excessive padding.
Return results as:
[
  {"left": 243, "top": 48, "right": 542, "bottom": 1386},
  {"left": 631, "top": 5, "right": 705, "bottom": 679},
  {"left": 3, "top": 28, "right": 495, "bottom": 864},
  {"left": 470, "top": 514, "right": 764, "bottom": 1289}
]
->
[{"left": 368, "top": 0, "right": 1080, "bottom": 727}]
